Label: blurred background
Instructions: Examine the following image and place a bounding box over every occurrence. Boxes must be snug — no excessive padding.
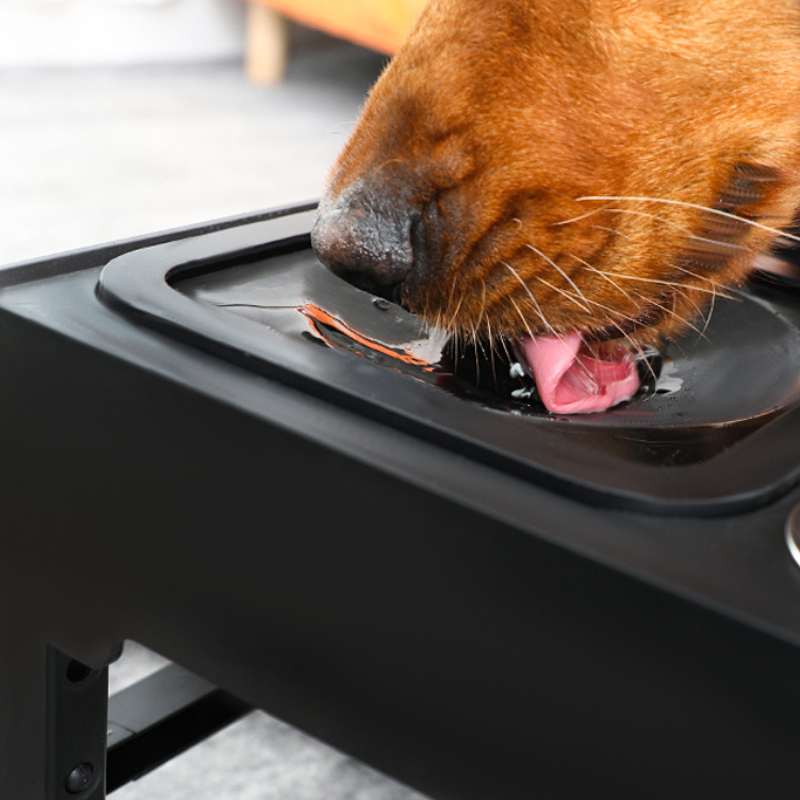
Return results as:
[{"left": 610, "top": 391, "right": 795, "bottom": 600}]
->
[
  {"left": 0, "top": 0, "right": 407, "bottom": 267},
  {"left": 1, "top": 1, "right": 430, "bottom": 797}
]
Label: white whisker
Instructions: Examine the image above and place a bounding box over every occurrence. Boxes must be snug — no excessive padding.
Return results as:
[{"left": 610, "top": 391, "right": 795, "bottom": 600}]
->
[
  {"left": 484, "top": 313, "right": 498, "bottom": 385},
  {"left": 576, "top": 260, "right": 636, "bottom": 303},
  {"left": 551, "top": 202, "right": 615, "bottom": 227},
  {"left": 471, "top": 317, "right": 482, "bottom": 383},
  {"left": 536, "top": 276, "right": 591, "bottom": 314},
  {"left": 497, "top": 333, "right": 514, "bottom": 363},
  {"left": 526, "top": 243, "right": 592, "bottom": 308},
  {"left": 700, "top": 287, "right": 717, "bottom": 338},
  {"left": 608, "top": 271, "right": 734, "bottom": 299},
  {"left": 323, "top": 120, "right": 358, "bottom": 138},
  {"left": 502, "top": 261, "right": 555, "bottom": 333},
  {"left": 669, "top": 262, "right": 736, "bottom": 292},
  {"left": 449, "top": 293, "right": 465, "bottom": 329},
  {"left": 600, "top": 206, "right": 692, "bottom": 234},
  {"left": 507, "top": 294, "right": 538, "bottom": 341},
  {"left": 656, "top": 295, "right": 704, "bottom": 337},
  {"left": 576, "top": 195, "right": 800, "bottom": 244}
]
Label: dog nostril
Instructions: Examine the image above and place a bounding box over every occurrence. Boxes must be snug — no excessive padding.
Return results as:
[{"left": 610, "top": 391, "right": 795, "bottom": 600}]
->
[{"left": 311, "top": 195, "right": 416, "bottom": 295}]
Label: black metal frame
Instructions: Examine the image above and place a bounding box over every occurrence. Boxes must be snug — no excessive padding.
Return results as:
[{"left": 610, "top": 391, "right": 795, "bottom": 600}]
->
[
  {"left": 2, "top": 206, "right": 800, "bottom": 800},
  {"left": 0, "top": 642, "right": 250, "bottom": 800},
  {"left": 107, "top": 659, "right": 251, "bottom": 792}
]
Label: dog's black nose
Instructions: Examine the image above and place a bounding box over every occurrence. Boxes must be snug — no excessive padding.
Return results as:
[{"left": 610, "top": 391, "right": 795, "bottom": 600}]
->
[{"left": 311, "top": 186, "right": 417, "bottom": 297}]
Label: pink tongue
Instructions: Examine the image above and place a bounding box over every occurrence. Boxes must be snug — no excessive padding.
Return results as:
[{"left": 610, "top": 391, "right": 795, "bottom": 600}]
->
[{"left": 520, "top": 332, "right": 640, "bottom": 414}]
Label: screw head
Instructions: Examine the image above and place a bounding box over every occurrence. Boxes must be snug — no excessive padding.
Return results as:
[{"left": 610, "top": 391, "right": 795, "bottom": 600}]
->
[{"left": 65, "top": 762, "right": 94, "bottom": 794}]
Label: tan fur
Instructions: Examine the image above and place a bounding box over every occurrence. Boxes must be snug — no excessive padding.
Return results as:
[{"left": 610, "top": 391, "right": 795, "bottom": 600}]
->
[{"left": 314, "top": 0, "right": 800, "bottom": 350}]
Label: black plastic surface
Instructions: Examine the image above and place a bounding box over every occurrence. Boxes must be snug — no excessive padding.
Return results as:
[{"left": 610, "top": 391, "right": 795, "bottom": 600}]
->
[{"left": 99, "top": 208, "right": 800, "bottom": 514}]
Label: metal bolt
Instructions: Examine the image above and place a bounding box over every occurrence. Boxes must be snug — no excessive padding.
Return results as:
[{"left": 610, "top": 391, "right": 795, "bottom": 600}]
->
[
  {"left": 65, "top": 763, "right": 94, "bottom": 794},
  {"left": 65, "top": 659, "right": 93, "bottom": 684},
  {"left": 372, "top": 298, "right": 391, "bottom": 311}
]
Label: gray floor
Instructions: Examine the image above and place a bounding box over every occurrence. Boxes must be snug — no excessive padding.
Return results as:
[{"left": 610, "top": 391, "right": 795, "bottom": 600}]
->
[
  {"left": 109, "top": 643, "right": 428, "bottom": 800},
  {"left": 2, "top": 31, "right": 429, "bottom": 800}
]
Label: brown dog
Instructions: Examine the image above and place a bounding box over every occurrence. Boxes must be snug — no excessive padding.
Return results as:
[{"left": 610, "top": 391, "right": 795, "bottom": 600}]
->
[{"left": 311, "top": 0, "right": 800, "bottom": 412}]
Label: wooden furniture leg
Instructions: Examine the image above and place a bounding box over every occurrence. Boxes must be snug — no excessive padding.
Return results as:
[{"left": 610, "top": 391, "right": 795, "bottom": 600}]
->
[{"left": 245, "top": 2, "right": 289, "bottom": 84}]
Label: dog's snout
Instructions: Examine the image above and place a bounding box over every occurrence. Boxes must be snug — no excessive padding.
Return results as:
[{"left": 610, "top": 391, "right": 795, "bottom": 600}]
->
[{"left": 311, "top": 187, "right": 418, "bottom": 296}]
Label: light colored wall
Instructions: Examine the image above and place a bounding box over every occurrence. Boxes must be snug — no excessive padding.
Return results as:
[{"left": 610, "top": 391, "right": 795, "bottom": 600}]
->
[{"left": 0, "top": 0, "right": 246, "bottom": 67}]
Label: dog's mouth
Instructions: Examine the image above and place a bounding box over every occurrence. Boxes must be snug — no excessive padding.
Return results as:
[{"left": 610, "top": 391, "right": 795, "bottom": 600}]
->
[
  {"left": 512, "top": 332, "right": 640, "bottom": 415},
  {"left": 506, "top": 295, "right": 674, "bottom": 413}
]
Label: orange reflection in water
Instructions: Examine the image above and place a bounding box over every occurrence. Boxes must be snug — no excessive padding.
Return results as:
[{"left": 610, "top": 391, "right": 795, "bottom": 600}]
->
[{"left": 300, "top": 303, "right": 437, "bottom": 371}]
